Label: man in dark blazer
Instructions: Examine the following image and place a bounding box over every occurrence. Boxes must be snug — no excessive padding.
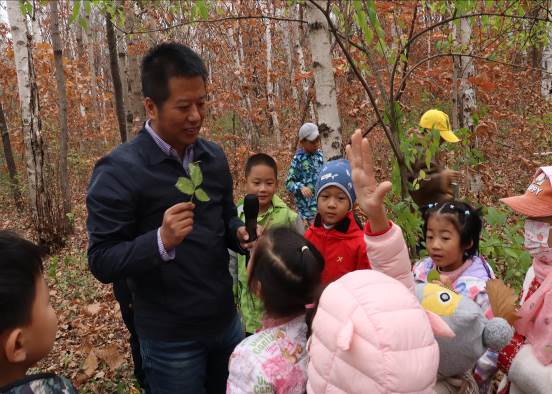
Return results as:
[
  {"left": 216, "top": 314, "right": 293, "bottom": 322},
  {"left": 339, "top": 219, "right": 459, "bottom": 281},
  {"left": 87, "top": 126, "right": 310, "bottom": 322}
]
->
[{"left": 86, "top": 43, "right": 253, "bottom": 394}]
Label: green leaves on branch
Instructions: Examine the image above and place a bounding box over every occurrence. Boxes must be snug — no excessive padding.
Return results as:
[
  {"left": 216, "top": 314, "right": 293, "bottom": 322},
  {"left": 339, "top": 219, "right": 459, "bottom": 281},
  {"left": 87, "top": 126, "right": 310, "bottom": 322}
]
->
[{"left": 175, "top": 162, "right": 210, "bottom": 203}]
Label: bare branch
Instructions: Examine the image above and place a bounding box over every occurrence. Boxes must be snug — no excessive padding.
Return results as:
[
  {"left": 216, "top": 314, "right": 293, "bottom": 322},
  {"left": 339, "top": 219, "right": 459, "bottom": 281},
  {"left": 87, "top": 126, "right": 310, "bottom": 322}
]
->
[
  {"left": 390, "top": 1, "right": 418, "bottom": 104},
  {"left": 307, "top": 0, "right": 403, "bottom": 164},
  {"left": 112, "top": 14, "right": 307, "bottom": 35}
]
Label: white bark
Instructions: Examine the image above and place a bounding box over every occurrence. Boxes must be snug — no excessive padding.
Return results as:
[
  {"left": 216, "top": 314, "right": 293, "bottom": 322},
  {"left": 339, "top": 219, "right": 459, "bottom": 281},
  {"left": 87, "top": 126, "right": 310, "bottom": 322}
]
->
[
  {"left": 306, "top": 0, "right": 343, "bottom": 160},
  {"left": 84, "top": 9, "right": 100, "bottom": 129},
  {"left": 541, "top": 24, "right": 552, "bottom": 101},
  {"left": 263, "top": 1, "right": 281, "bottom": 145},
  {"left": 295, "top": 4, "right": 316, "bottom": 122},
  {"left": 227, "top": 21, "right": 254, "bottom": 141},
  {"left": 7, "top": 0, "right": 57, "bottom": 241},
  {"left": 453, "top": 17, "right": 476, "bottom": 129},
  {"left": 283, "top": 6, "right": 299, "bottom": 105},
  {"left": 125, "top": 4, "right": 145, "bottom": 133}
]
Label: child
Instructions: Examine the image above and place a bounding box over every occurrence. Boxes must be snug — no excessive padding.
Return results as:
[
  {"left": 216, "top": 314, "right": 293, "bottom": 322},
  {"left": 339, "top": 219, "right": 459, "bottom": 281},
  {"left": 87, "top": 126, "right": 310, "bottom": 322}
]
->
[
  {"left": 308, "top": 129, "right": 453, "bottom": 394},
  {"left": 230, "top": 153, "right": 304, "bottom": 335},
  {"left": 0, "top": 231, "right": 76, "bottom": 394},
  {"left": 413, "top": 200, "right": 498, "bottom": 390},
  {"left": 285, "top": 122, "right": 324, "bottom": 224},
  {"left": 409, "top": 109, "right": 461, "bottom": 207},
  {"left": 226, "top": 227, "right": 324, "bottom": 393},
  {"left": 305, "top": 159, "right": 370, "bottom": 285},
  {"left": 497, "top": 166, "right": 552, "bottom": 394}
]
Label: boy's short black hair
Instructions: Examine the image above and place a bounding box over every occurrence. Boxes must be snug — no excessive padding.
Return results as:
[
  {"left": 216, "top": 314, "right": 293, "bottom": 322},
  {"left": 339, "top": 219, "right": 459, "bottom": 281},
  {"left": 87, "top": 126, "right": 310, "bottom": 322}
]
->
[
  {"left": 141, "top": 42, "right": 208, "bottom": 107},
  {"left": 422, "top": 200, "right": 483, "bottom": 260},
  {"left": 0, "top": 231, "right": 43, "bottom": 333},
  {"left": 245, "top": 153, "right": 278, "bottom": 178}
]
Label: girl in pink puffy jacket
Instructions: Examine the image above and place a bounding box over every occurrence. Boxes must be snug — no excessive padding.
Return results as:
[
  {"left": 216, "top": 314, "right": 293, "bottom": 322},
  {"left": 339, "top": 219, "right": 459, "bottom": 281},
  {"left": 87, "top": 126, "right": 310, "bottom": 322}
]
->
[
  {"left": 226, "top": 227, "right": 324, "bottom": 394},
  {"left": 307, "top": 130, "right": 453, "bottom": 394}
]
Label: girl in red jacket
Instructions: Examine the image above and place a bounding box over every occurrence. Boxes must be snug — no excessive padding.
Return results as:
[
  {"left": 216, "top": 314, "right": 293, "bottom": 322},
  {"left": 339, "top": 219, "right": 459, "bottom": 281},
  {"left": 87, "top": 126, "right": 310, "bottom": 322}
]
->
[{"left": 305, "top": 159, "right": 371, "bottom": 285}]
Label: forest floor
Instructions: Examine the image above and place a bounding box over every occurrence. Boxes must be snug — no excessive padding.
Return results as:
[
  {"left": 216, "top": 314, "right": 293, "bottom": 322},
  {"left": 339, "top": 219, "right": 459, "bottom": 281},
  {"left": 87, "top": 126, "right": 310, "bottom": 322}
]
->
[{"left": 1, "top": 70, "right": 551, "bottom": 392}]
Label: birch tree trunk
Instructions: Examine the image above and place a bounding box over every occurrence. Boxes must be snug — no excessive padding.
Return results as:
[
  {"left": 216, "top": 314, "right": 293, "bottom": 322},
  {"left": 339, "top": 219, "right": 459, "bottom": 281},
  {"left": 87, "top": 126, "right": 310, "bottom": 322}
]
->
[
  {"left": 84, "top": 9, "right": 99, "bottom": 131},
  {"left": 115, "top": 1, "right": 131, "bottom": 134},
  {"left": 263, "top": 1, "right": 281, "bottom": 145},
  {"left": 541, "top": 23, "right": 552, "bottom": 101},
  {"left": 453, "top": 17, "right": 476, "bottom": 130},
  {"left": 50, "top": 0, "right": 72, "bottom": 223},
  {"left": 7, "top": 1, "right": 63, "bottom": 246},
  {"left": 305, "top": 0, "right": 343, "bottom": 160},
  {"left": 0, "top": 101, "right": 23, "bottom": 209},
  {"left": 283, "top": 6, "right": 299, "bottom": 105},
  {"left": 295, "top": 4, "right": 316, "bottom": 122},
  {"left": 105, "top": 12, "right": 128, "bottom": 143},
  {"left": 126, "top": 6, "right": 146, "bottom": 132},
  {"left": 227, "top": 20, "right": 254, "bottom": 141}
]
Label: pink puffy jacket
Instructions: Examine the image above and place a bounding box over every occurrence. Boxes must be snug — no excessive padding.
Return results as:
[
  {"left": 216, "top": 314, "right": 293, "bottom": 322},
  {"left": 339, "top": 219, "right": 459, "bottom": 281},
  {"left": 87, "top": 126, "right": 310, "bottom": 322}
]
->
[{"left": 307, "top": 223, "right": 448, "bottom": 394}]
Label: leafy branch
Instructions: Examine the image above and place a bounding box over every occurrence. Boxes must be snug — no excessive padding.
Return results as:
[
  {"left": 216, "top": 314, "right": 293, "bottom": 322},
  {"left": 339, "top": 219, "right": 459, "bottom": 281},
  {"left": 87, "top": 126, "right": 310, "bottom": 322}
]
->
[{"left": 175, "top": 162, "right": 210, "bottom": 203}]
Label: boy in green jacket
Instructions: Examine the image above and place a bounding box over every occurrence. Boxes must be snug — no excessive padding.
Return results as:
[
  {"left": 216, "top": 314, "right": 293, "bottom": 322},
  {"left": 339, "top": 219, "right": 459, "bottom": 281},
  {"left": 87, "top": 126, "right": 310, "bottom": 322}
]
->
[{"left": 230, "top": 153, "right": 304, "bottom": 334}]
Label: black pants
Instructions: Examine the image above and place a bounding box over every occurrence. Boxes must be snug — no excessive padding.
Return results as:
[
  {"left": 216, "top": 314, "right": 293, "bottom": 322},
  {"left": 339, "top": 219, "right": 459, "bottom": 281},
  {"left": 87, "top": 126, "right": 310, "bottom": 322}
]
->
[{"left": 113, "top": 280, "right": 148, "bottom": 391}]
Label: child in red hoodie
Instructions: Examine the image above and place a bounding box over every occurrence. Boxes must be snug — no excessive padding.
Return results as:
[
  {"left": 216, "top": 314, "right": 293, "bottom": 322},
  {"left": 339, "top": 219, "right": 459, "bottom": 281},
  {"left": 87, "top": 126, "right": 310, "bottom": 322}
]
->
[{"left": 305, "top": 159, "right": 371, "bottom": 285}]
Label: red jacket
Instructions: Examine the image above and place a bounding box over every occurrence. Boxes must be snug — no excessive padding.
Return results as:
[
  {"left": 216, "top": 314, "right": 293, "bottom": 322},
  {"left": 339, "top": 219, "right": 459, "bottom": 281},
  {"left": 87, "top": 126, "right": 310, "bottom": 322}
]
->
[{"left": 305, "top": 211, "right": 371, "bottom": 285}]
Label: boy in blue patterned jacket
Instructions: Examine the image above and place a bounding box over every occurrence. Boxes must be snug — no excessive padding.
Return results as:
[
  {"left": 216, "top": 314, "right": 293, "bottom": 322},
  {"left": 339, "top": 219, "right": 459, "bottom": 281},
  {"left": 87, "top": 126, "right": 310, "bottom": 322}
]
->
[
  {"left": 0, "top": 231, "right": 76, "bottom": 394},
  {"left": 285, "top": 123, "right": 324, "bottom": 224}
]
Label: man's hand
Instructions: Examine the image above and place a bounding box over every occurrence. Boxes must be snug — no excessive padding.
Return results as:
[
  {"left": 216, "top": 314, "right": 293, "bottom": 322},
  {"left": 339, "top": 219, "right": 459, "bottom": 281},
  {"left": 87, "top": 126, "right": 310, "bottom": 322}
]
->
[
  {"left": 441, "top": 169, "right": 461, "bottom": 194},
  {"left": 160, "top": 202, "right": 195, "bottom": 250},
  {"left": 346, "top": 129, "right": 392, "bottom": 233},
  {"left": 301, "top": 186, "right": 313, "bottom": 198},
  {"left": 237, "top": 225, "right": 263, "bottom": 251}
]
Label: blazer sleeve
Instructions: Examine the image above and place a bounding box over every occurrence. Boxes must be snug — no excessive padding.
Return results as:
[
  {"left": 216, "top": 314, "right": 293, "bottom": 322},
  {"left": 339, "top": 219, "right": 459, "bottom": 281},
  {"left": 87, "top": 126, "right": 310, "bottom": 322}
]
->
[
  {"left": 219, "top": 151, "right": 245, "bottom": 253},
  {"left": 86, "top": 156, "right": 162, "bottom": 284}
]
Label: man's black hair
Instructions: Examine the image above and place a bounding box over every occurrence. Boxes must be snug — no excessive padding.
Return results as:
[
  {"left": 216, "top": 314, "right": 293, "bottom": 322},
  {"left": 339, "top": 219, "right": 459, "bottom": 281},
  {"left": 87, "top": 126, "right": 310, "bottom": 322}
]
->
[
  {"left": 141, "top": 42, "right": 208, "bottom": 107},
  {"left": 245, "top": 153, "right": 278, "bottom": 178},
  {"left": 0, "top": 231, "right": 44, "bottom": 333}
]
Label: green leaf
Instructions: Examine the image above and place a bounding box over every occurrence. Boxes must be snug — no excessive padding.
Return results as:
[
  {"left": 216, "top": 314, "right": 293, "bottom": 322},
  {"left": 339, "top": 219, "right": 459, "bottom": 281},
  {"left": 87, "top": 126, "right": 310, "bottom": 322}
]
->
[
  {"left": 194, "top": 188, "right": 210, "bottom": 202},
  {"left": 175, "top": 177, "right": 195, "bottom": 195},
  {"left": 189, "top": 162, "right": 203, "bottom": 187},
  {"left": 197, "top": 0, "right": 209, "bottom": 20},
  {"left": 69, "top": 0, "right": 81, "bottom": 25},
  {"left": 427, "top": 269, "right": 440, "bottom": 282}
]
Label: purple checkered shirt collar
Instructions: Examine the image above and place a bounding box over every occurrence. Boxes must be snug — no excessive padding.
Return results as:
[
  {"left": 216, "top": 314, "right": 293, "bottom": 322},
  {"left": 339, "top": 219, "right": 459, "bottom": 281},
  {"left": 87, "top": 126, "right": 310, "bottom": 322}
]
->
[{"left": 145, "top": 120, "right": 194, "bottom": 171}]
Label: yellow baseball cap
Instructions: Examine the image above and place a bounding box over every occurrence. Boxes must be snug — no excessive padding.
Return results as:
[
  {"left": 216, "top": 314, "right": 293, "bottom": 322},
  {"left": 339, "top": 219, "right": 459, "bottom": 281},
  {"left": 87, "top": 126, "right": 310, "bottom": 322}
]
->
[{"left": 419, "top": 109, "right": 460, "bottom": 143}]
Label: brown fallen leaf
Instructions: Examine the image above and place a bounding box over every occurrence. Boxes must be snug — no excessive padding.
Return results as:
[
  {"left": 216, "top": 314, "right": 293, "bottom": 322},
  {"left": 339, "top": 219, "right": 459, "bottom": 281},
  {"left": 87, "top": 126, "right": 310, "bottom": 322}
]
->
[
  {"left": 84, "top": 303, "right": 102, "bottom": 316},
  {"left": 486, "top": 279, "right": 520, "bottom": 325},
  {"left": 96, "top": 344, "right": 125, "bottom": 371},
  {"left": 82, "top": 350, "right": 98, "bottom": 377}
]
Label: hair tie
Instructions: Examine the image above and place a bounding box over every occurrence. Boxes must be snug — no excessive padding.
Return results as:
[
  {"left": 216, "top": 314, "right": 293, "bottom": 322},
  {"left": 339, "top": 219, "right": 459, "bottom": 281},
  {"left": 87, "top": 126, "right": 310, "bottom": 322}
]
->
[
  {"left": 465, "top": 210, "right": 470, "bottom": 216},
  {"left": 305, "top": 303, "right": 315, "bottom": 309},
  {"left": 301, "top": 246, "right": 309, "bottom": 253}
]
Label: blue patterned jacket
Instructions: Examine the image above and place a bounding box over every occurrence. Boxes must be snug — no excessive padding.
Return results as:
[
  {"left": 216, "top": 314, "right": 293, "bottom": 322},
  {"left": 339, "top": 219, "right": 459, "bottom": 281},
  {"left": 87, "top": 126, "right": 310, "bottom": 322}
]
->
[{"left": 285, "top": 149, "right": 324, "bottom": 221}]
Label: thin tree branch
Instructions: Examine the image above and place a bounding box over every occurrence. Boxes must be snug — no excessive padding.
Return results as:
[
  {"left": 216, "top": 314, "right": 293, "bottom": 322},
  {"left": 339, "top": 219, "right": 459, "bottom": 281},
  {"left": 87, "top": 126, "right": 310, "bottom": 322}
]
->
[
  {"left": 307, "top": 0, "right": 403, "bottom": 164},
  {"left": 112, "top": 14, "right": 307, "bottom": 35},
  {"left": 398, "top": 51, "right": 552, "bottom": 98},
  {"left": 398, "top": 10, "right": 551, "bottom": 70},
  {"left": 390, "top": 1, "right": 418, "bottom": 109}
]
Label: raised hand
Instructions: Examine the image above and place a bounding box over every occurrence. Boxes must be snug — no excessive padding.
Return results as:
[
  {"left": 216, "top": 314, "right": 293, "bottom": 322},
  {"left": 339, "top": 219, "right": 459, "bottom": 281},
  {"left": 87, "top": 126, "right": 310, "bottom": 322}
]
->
[{"left": 346, "top": 129, "right": 392, "bottom": 233}]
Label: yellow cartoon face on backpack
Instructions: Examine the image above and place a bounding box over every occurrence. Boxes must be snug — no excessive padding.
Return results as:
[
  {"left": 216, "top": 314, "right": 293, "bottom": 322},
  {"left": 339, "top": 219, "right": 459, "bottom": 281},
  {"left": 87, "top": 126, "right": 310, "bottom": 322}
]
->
[{"left": 420, "top": 283, "right": 461, "bottom": 317}]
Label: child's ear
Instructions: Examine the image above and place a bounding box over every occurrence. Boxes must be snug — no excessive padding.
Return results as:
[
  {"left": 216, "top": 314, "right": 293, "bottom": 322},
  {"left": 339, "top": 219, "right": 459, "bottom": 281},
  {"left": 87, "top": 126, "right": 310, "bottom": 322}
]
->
[
  {"left": 4, "top": 328, "right": 27, "bottom": 364},
  {"left": 464, "top": 240, "right": 474, "bottom": 252}
]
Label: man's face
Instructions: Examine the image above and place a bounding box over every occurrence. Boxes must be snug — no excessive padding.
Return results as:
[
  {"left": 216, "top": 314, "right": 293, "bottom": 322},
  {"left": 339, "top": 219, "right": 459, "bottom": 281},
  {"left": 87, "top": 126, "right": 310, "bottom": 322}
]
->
[{"left": 147, "top": 76, "right": 207, "bottom": 153}]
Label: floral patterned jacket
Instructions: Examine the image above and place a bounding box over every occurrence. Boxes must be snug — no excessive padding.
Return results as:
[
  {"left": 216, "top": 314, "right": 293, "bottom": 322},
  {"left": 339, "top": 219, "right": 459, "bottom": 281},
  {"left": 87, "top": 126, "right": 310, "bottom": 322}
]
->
[{"left": 227, "top": 315, "right": 308, "bottom": 394}]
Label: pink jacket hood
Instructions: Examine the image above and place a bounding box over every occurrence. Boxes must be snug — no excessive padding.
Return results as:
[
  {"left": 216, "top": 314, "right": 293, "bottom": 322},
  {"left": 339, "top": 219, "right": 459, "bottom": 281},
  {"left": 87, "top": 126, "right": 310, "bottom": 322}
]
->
[{"left": 307, "top": 223, "right": 445, "bottom": 394}]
